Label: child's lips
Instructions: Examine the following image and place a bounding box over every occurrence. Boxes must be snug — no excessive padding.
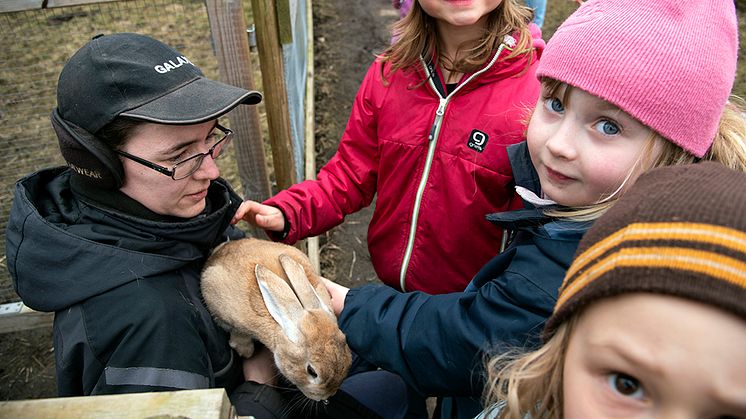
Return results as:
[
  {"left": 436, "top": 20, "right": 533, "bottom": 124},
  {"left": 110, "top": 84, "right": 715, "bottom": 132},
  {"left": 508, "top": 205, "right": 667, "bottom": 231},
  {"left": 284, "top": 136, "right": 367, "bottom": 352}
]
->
[{"left": 545, "top": 166, "right": 574, "bottom": 183}]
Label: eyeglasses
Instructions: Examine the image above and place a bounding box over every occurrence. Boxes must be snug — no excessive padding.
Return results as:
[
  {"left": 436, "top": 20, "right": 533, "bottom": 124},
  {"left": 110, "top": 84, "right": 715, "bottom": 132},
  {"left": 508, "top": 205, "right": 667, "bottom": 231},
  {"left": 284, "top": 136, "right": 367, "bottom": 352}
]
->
[{"left": 115, "top": 124, "right": 234, "bottom": 180}]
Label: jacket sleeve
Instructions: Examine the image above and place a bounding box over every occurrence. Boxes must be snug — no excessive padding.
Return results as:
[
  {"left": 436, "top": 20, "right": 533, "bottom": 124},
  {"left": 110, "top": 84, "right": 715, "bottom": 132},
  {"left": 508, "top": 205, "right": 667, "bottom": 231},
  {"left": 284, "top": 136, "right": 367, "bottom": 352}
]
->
[
  {"left": 264, "top": 60, "right": 384, "bottom": 244},
  {"left": 337, "top": 247, "right": 562, "bottom": 397}
]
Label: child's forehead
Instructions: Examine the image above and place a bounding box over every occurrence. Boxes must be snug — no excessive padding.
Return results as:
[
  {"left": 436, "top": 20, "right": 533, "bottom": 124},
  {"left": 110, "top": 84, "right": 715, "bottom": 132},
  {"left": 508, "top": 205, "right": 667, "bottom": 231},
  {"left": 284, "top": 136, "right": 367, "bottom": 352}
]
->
[
  {"left": 542, "top": 81, "right": 625, "bottom": 113},
  {"left": 576, "top": 293, "right": 746, "bottom": 348}
]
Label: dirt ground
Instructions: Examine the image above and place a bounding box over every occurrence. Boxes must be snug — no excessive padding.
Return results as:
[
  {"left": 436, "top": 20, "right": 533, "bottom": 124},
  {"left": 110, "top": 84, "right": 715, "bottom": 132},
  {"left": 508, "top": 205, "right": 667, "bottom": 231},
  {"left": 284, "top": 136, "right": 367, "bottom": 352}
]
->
[
  {"left": 311, "top": 0, "right": 395, "bottom": 290},
  {"left": 0, "top": 0, "right": 394, "bottom": 403}
]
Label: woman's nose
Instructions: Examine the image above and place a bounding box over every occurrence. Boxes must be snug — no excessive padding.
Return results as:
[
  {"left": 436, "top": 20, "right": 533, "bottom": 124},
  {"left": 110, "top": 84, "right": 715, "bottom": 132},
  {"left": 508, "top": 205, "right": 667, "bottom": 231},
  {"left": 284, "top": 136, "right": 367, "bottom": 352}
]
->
[{"left": 193, "top": 153, "right": 220, "bottom": 180}]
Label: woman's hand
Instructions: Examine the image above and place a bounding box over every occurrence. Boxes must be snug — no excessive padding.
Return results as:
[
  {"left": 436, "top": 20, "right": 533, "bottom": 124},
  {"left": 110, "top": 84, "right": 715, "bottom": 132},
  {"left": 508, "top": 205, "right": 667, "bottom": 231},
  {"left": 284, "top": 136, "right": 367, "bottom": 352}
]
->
[
  {"left": 322, "top": 277, "right": 349, "bottom": 317},
  {"left": 242, "top": 343, "right": 278, "bottom": 385},
  {"left": 231, "top": 200, "right": 285, "bottom": 231}
]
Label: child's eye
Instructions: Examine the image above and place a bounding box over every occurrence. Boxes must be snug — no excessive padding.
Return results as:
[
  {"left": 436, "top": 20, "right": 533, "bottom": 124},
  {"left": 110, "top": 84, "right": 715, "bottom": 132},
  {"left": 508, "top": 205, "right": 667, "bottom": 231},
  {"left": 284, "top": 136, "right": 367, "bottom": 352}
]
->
[
  {"left": 594, "top": 120, "right": 621, "bottom": 136},
  {"left": 543, "top": 97, "right": 564, "bottom": 113},
  {"left": 608, "top": 372, "right": 645, "bottom": 400}
]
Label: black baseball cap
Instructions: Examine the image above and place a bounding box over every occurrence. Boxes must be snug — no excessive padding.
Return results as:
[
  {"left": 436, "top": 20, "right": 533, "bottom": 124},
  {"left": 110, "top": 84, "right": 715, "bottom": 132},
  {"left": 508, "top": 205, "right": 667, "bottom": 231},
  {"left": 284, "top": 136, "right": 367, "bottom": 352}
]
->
[{"left": 56, "top": 32, "right": 262, "bottom": 134}]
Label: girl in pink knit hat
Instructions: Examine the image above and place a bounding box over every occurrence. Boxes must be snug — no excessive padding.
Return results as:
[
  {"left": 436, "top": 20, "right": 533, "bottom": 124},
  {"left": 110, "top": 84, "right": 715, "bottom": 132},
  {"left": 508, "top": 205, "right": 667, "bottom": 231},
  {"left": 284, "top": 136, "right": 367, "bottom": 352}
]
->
[
  {"left": 477, "top": 0, "right": 746, "bottom": 417},
  {"left": 522, "top": 0, "right": 746, "bottom": 218}
]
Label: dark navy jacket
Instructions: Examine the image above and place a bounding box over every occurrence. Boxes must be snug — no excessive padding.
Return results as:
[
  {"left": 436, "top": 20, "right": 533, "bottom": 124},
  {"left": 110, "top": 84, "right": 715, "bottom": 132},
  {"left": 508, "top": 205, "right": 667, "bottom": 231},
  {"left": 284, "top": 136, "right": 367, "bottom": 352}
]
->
[
  {"left": 337, "top": 142, "right": 592, "bottom": 418},
  {"left": 6, "top": 168, "right": 245, "bottom": 396}
]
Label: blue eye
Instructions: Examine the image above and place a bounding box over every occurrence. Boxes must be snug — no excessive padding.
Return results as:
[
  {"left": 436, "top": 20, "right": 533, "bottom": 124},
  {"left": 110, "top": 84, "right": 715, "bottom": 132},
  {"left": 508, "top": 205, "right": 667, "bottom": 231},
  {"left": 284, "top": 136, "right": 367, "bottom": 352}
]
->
[
  {"left": 544, "top": 97, "right": 564, "bottom": 113},
  {"left": 608, "top": 373, "right": 645, "bottom": 400},
  {"left": 594, "top": 120, "right": 621, "bottom": 136}
]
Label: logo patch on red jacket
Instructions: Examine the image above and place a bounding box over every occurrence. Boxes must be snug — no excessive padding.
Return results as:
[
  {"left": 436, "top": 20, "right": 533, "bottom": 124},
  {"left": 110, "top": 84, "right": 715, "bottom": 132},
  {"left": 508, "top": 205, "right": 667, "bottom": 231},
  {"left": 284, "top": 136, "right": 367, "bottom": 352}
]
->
[{"left": 467, "top": 129, "right": 488, "bottom": 153}]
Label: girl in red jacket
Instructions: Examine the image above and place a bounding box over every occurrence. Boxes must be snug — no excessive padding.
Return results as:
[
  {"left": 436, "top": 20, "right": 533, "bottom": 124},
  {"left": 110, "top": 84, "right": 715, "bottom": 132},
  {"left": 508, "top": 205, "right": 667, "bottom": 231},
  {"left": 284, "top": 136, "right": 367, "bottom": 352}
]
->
[{"left": 234, "top": 0, "right": 544, "bottom": 294}]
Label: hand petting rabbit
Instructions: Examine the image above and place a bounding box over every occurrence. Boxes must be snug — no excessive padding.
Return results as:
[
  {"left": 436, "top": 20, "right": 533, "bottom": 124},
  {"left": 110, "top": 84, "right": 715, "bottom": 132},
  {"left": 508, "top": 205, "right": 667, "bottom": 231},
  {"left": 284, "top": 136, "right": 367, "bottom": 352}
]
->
[{"left": 201, "top": 238, "right": 352, "bottom": 401}]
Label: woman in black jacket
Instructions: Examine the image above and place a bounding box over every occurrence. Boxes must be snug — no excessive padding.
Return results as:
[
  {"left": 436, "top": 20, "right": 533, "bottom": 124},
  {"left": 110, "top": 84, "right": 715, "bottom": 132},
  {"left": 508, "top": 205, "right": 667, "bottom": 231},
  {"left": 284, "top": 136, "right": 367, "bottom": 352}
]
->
[{"left": 6, "top": 32, "right": 399, "bottom": 419}]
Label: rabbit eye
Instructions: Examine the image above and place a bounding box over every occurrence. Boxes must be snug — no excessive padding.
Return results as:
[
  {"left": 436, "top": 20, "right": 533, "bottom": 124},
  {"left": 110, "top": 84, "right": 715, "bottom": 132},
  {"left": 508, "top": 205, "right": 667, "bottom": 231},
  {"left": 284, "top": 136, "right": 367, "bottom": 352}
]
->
[{"left": 306, "top": 365, "right": 318, "bottom": 378}]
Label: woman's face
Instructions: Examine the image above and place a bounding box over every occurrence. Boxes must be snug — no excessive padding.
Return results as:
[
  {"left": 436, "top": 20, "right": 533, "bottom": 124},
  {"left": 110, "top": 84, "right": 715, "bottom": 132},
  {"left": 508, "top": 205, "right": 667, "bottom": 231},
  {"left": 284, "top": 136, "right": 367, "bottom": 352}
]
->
[
  {"left": 563, "top": 293, "right": 746, "bottom": 419},
  {"left": 118, "top": 120, "right": 221, "bottom": 218}
]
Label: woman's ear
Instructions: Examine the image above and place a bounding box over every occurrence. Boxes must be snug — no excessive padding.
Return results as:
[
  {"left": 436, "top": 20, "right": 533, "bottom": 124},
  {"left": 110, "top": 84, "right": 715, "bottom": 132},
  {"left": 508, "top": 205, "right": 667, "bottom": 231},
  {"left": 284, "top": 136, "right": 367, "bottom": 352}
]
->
[{"left": 51, "top": 108, "right": 125, "bottom": 189}]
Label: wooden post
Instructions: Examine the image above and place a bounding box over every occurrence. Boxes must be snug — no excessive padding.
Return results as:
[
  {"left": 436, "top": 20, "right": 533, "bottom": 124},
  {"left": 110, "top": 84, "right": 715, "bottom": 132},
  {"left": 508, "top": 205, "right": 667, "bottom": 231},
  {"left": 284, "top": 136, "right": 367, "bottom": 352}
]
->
[
  {"left": 205, "top": 0, "right": 271, "bottom": 208},
  {"left": 250, "top": 0, "right": 298, "bottom": 191},
  {"left": 304, "top": 0, "right": 319, "bottom": 273}
]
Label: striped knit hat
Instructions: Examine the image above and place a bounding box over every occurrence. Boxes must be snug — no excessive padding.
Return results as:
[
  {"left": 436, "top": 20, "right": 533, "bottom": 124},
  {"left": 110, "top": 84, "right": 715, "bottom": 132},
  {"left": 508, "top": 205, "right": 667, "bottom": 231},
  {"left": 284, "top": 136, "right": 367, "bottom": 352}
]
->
[
  {"left": 544, "top": 162, "right": 746, "bottom": 339},
  {"left": 536, "top": 0, "right": 738, "bottom": 157}
]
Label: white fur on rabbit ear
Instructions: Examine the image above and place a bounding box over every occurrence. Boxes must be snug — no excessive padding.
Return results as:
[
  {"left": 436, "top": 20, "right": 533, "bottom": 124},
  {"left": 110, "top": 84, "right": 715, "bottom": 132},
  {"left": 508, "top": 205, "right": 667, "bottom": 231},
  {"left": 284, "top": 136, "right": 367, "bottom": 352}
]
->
[
  {"left": 255, "top": 264, "right": 304, "bottom": 344},
  {"left": 279, "top": 254, "right": 334, "bottom": 316}
]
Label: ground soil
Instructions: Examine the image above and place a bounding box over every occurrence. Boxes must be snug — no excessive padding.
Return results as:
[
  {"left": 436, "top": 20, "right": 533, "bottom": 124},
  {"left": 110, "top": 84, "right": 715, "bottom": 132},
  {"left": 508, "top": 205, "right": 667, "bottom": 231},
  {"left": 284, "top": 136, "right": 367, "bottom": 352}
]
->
[
  {"left": 311, "top": 0, "right": 396, "bottom": 290},
  {"left": 0, "top": 0, "right": 395, "bottom": 403}
]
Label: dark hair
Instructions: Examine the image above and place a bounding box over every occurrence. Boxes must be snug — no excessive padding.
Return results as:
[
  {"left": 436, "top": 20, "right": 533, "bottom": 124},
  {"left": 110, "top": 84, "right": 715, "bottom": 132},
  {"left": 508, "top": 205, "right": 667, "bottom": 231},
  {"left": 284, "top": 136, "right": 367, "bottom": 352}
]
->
[{"left": 95, "top": 116, "right": 145, "bottom": 150}]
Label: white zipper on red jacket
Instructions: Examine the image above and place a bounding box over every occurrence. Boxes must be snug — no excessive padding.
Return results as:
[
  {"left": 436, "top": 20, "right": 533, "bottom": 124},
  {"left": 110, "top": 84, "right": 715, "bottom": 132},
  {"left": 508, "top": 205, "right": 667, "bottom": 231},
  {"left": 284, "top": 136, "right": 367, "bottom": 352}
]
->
[{"left": 398, "top": 39, "right": 512, "bottom": 292}]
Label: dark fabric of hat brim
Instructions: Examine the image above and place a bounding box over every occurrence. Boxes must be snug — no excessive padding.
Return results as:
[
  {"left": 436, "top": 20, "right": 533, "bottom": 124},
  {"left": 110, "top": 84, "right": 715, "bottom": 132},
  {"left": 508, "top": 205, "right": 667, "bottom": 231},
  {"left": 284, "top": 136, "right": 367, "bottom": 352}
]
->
[{"left": 120, "top": 77, "right": 262, "bottom": 124}]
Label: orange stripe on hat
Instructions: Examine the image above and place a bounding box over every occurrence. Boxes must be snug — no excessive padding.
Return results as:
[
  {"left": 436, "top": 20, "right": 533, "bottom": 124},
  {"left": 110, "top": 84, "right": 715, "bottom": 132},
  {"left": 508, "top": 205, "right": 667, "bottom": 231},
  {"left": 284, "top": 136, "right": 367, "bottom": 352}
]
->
[
  {"left": 557, "top": 245, "right": 746, "bottom": 311},
  {"left": 563, "top": 222, "right": 746, "bottom": 283}
]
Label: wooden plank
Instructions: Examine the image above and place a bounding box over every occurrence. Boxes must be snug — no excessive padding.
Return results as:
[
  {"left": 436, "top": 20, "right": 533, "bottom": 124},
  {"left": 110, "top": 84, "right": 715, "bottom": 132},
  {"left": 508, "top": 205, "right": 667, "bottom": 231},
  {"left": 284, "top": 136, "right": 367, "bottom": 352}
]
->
[
  {"left": 276, "top": 0, "right": 293, "bottom": 45},
  {"left": 0, "top": 0, "right": 117, "bottom": 13},
  {"left": 0, "top": 302, "right": 53, "bottom": 334},
  {"left": 205, "top": 0, "right": 271, "bottom": 212},
  {"left": 47, "top": 0, "right": 118, "bottom": 7},
  {"left": 0, "top": 0, "right": 43, "bottom": 12},
  {"left": 251, "top": 0, "right": 298, "bottom": 190},
  {"left": 0, "top": 388, "right": 237, "bottom": 419},
  {"left": 304, "top": 0, "right": 319, "bottom": 274}
]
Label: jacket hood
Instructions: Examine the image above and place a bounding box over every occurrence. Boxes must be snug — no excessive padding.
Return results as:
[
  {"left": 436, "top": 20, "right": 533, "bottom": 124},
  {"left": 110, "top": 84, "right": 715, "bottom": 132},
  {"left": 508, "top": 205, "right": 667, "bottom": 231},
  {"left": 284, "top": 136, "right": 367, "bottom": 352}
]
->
[{"left": 6, "top": 167, "right": 241, "bottom": 311}]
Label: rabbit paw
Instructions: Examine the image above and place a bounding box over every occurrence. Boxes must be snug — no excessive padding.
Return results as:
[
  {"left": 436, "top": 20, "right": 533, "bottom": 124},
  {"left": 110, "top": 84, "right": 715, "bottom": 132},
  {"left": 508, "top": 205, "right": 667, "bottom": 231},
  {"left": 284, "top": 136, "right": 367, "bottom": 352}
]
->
[{"left": 229, "top": 333, "right": 256, "bottom": 358}]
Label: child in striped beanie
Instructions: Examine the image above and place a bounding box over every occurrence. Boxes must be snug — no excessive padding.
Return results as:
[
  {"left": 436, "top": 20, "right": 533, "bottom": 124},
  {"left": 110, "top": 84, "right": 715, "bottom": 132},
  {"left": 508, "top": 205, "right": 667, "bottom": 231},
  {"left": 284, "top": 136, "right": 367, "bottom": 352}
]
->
[{"left": 482, "top": 162, "right": 746, "bottom": 418}]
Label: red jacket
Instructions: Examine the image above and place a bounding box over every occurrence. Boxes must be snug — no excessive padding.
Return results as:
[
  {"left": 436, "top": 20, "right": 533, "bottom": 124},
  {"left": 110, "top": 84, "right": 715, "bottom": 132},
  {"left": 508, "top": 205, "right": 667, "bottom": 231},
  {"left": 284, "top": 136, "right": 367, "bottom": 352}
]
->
[{"left": 266, "top": 26, "right": 544, "bottom": 294}]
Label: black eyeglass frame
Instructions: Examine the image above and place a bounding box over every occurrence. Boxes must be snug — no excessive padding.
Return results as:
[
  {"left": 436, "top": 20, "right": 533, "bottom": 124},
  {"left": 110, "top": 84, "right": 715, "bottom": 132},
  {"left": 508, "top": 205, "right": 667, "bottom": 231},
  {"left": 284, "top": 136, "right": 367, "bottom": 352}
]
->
[{"left": 115, "top": 124, "right": 234, "bottom": 180}]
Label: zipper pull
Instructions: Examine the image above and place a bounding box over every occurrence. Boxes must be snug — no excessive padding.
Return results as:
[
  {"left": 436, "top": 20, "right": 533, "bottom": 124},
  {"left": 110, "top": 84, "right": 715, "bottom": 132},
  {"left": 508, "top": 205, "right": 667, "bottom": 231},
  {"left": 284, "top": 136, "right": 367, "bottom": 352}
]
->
[
  {"left": 428, "top": 100, "right": 447, "bottom": 141},
  {"left": 428, "top": 124, "right": 437, "bottom": 142}
]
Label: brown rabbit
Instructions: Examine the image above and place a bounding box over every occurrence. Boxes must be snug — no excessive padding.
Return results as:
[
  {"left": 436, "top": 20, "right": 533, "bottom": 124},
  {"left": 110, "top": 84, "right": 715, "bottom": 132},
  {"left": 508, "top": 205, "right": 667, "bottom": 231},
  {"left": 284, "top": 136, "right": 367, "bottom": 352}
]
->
[{"left": 201, "top": 238, "right": 352, "bottom": 401}]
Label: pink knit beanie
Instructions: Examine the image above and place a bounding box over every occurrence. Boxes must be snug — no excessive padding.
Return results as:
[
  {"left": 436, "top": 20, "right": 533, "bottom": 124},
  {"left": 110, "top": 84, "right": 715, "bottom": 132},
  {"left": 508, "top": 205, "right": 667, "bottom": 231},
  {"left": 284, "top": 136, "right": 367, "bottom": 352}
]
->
[{"left": 536, "top": 0, "right": 738, "bottom": 157}]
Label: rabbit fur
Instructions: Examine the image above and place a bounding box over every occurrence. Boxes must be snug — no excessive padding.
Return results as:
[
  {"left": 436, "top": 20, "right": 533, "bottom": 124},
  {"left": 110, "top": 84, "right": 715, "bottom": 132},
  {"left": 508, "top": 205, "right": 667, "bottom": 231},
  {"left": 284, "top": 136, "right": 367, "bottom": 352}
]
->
[{"left": 201, "top": 238, "right": 352, "bottom": 401}]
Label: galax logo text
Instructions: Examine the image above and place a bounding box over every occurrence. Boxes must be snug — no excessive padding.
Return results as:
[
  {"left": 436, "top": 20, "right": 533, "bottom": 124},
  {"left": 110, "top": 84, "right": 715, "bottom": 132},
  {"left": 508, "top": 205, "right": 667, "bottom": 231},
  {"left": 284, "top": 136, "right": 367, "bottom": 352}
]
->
[{"left": 154, "top": 56, "right": 195, "bottom": 74}]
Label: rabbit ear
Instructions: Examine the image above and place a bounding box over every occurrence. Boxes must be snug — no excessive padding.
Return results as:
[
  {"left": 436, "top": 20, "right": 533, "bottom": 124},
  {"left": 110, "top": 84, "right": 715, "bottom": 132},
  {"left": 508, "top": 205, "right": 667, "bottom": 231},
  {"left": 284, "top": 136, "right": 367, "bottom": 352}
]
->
[
  {"left": 279, "top": 254, "right": 333, "bottom": 316},
  {"left": 255, "top": 263, "right": 303, "bottom": 344}
]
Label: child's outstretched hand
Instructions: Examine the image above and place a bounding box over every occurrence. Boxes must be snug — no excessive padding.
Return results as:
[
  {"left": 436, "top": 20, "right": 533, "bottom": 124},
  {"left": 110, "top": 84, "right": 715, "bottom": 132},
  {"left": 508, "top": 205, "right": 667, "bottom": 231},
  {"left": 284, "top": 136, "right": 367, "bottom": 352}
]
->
[
  {"left": 322, "top": 277, "right": 349, "bottom": 317},
  {"left": 232, "top": 200, "right": 285, "bottom": 232}
]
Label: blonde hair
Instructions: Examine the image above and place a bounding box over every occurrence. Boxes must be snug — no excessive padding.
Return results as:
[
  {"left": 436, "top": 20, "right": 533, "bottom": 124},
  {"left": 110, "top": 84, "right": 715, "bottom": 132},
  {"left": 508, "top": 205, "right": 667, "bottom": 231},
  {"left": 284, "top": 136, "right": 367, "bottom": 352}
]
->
[
  {"left": 540, "top": 80, "right": 746, "bottom": 222},
  {"left": 482, "top": 317, "right": 577, "bottom": 419},
  {"left": 381, "top": 0, "right": 535, "bottom": 81}
]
